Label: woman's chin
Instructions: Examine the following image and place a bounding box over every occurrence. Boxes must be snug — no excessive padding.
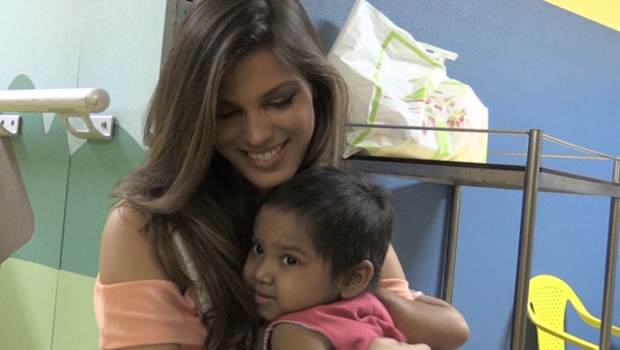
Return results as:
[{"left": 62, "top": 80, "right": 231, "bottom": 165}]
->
[{"left": 250, "top": 172, "right": 297, "bottom": 194}]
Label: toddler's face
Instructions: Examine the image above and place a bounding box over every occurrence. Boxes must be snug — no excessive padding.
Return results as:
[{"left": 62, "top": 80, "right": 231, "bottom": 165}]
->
[{"left": 242, "top": 206, "right": 341, "bottom": 321}]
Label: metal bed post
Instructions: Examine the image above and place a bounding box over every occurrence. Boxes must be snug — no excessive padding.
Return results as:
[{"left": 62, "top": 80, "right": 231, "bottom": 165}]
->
[
  {"left": 599, "top": 159, "right": 620, "bottom": 349},
  {"left": 510, "top": 129, "right": 543, "bottom": 350},
  {"left": 443, "top": 184, "right": 462, "bottom": 303}
]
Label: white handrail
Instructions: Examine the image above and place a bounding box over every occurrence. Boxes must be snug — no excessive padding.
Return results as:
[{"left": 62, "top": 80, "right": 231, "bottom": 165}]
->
[{"left": 0, "top": 88, "right": 114, "bottom": 140}]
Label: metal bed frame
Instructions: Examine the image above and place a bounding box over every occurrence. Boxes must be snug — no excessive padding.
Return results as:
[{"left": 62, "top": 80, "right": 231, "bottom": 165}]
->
[{"left": 342, "top": 127, "right": 620, "bottom": 350}]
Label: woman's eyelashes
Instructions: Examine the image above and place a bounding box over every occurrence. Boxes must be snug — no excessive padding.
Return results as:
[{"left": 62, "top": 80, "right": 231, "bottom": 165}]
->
[
  {"left": 217, "top": 109, "right": 240, "bottom": 120},
  {"left": 266, "top": 93, "right": 296, "bottom": 109},
  {"left": 216, "top": 102, "right": 240, "bottom": 119},
  {"left": 216, "top": 92, "right": 297, "bottom": 119}
]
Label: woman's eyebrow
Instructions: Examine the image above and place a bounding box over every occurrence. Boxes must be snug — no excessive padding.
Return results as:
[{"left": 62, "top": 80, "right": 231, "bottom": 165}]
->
[
  {"left": 260, "top": 80, "right": 300, "bottom": 100},
  {"left": 217, "top": 80, "right": 301, "bottom": 105}
]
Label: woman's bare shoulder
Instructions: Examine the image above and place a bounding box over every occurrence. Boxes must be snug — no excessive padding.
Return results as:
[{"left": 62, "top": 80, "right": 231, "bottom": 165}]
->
[{"left": 99, "top": 205, "right": 169, "bottom": 284}]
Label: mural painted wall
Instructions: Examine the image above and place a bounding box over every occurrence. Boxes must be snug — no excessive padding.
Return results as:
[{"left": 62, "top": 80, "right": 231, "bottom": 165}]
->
[{"left": 0, "top": 1, "right": 163, "bottom": 349}]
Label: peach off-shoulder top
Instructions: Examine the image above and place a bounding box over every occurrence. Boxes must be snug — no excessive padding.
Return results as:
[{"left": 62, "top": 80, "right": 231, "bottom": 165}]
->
[{"left": 94, "top": 275, "right": 412, "bottom": 349}]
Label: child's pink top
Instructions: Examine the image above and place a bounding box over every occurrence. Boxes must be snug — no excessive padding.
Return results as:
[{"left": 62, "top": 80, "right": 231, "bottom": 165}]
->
[
  {"left": 263, "top": 292, "right": 407, "bottom": 350},
  {"left": 94, "top": 276, "right": 412, "bottom": 349}
]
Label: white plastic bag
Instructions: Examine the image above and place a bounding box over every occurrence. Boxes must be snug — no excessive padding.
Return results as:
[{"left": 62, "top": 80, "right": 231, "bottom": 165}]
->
[{"left": 328, "top": 0, "right": 488, "bottom": 162}]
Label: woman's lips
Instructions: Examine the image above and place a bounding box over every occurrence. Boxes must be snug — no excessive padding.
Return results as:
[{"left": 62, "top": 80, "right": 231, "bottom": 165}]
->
[
  {"left": 247, "top": 143, "right": 283, "bottom": 161},
  {"left": 245, "top": 142, "right": 286, "bottom": 169}
]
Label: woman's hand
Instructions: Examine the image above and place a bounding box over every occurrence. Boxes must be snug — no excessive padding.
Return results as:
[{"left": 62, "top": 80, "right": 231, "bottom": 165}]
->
[
  {"left": 376, "top": 288, "right": 469, "bottom": 350},
  {"left": 369, "top": 338, "right": 431, "bottom": 350},
  {"left": 379, "top": 245, "right": 470, "bottom": 350}
]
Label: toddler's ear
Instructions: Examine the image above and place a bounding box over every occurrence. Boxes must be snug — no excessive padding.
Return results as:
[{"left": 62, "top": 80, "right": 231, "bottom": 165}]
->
[{"left": 340, "top": 260, "right": 374, "bottom": 299}]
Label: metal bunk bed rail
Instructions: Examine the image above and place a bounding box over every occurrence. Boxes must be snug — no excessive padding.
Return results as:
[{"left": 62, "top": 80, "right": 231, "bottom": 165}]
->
[{"left": 343, "top": 127, "right": 620, "bottom": 350}]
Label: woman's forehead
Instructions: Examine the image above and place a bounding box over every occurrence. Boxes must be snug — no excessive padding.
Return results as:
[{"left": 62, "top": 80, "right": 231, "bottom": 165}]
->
[{"left": 218, "top": 48, "right": 304, "bottom": 98}]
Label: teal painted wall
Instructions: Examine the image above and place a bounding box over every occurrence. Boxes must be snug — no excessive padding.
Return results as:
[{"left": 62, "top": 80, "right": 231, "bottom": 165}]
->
[{"left": 0, "top": 1, "right": 163, "bottom": 349}]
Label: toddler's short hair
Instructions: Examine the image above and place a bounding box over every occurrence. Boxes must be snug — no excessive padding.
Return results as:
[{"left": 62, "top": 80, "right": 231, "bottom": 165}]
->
[{"left": 260, "top": 166, "right": 394, "bottom": 291}]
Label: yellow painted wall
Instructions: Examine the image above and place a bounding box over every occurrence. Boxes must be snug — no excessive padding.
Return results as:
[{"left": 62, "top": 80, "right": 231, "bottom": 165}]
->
[{"left": 543, "top": 0, "right": 620, "bottom": 32}]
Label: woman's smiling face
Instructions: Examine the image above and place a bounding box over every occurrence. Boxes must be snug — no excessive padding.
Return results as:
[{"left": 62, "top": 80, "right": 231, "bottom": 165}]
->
[{"left": 214, "top": 47, "right": 315, "bottom": 192}]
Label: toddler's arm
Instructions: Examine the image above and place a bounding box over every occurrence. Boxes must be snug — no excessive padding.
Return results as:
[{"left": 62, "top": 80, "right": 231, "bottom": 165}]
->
[{"left": 269, "top": 323, "right": 331, "bottom": 350}]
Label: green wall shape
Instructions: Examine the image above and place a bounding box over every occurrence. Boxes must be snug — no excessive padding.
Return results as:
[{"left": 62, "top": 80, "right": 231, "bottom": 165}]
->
[
  {"left": 61, "top": 124, "right": 146, "bottom": 277},
  {"left": 0, "top": 259, "right": 58, "bottom": 350},
  {"left": 8, "top": 75, "right": 70, "bottom": 270},
  {"left": 4, "top": 74, "right": 147, "bottom": 276},
  {"left": 51, "top": 271, "right": 99, "bottom": 350}
]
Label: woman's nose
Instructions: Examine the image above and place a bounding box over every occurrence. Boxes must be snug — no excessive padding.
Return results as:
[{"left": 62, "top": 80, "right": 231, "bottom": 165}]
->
[{"left": 244, "top": 110, "right": 272, "bottom": 146}]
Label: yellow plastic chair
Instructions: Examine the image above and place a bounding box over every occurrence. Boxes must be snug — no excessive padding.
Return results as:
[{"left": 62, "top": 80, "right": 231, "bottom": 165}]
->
[{"left": 527, "top": 274, "right": 620, "bottom": 350}]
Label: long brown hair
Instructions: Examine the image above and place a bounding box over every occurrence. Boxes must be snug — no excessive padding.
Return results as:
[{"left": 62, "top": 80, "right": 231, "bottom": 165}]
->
[{"left": 112, "top": 0, "right": 348, "bottom": 349}]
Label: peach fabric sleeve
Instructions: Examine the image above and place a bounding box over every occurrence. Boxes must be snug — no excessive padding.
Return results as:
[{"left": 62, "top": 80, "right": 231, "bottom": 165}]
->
[
  {"left": 94, "top": 274, "right": 206, "bottom": 350},
  {"left": 381, "top": 278, "right": 415, "bottom": 300}
]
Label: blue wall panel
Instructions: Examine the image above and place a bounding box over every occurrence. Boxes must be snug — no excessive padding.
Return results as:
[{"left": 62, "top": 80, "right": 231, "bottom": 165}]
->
[{"left": 301, "top": 0, "right": 620, "bottom": 348}]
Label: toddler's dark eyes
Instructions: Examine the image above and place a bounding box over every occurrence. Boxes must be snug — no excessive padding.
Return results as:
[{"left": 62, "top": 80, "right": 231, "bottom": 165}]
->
[
  {"left": 252, "top": 244, "right": 264, "bottom": 254},
  {"left": 282, "top": 256, "right": 299, "bottom": 265}
]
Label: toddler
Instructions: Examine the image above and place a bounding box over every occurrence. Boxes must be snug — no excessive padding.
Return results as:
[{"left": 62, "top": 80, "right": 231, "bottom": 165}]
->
[{"left": 243, "top": 166, "right": 411, "bottom": 350}]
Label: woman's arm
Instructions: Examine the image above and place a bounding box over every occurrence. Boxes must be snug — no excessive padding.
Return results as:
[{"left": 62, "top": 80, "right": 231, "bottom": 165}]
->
[
  {"left": 376, "top": 289, "right": 469, "bottom": 350},
  {"left": 379, "top": 246, "right": 470, "bottom": 350},
  {"left": 99, "top": 206, "right": 168, "bottom": 283},
  {"left": 99, "top": 206, "right": 180, "bottom": 350},
  {"left": 271, "top": 324, "right": 432, "bottom": 350},
  {"left": 369, "top": 338, "right": 431, "bottom": 350}
]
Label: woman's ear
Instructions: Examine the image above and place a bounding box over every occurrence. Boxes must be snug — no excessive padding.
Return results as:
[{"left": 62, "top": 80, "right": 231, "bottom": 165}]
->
[{"left": 340, "top": 260, "right": 374, "bottom": 299}]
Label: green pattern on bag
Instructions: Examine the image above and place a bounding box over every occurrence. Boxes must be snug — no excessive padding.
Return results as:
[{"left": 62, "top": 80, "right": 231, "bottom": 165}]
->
[{"left": 350, "top": 30, "right": 447, "bottom": 151}]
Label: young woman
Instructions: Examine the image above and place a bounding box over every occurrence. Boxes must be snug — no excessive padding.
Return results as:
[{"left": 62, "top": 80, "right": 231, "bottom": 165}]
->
[{"left": 95, "top": 1, "right": 469, "bottom": 349}]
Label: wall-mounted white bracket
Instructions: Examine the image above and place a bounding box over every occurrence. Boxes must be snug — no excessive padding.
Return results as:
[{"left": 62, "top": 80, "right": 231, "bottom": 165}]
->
[
  {"left": 60, "top": 113, "right": 115, "bottom": 141},
  {"left": 0, "top": 87, "right": 114, "bottom": 140},
  {"left": 0, "top": 115, "right": 21, "bottom": 137}
]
